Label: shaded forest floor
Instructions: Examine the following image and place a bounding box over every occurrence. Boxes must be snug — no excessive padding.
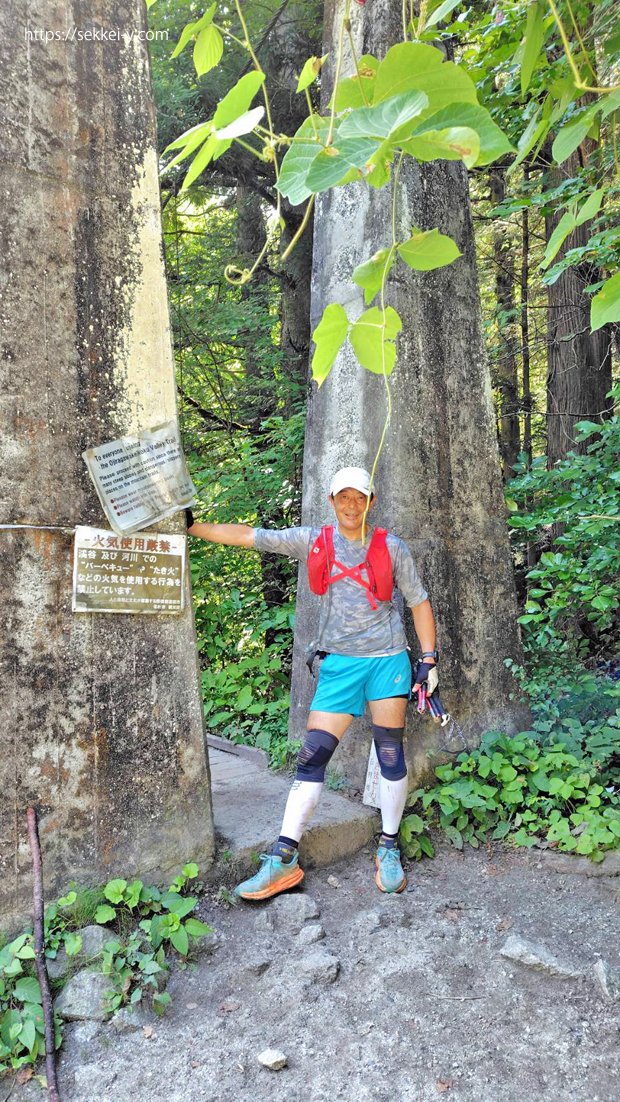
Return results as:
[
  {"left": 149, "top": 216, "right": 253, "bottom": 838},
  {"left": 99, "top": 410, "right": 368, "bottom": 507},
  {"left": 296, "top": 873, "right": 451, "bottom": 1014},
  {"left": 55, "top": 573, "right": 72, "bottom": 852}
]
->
[{"left": 8, "top": 842, "right": 620, "bottom": 1102}]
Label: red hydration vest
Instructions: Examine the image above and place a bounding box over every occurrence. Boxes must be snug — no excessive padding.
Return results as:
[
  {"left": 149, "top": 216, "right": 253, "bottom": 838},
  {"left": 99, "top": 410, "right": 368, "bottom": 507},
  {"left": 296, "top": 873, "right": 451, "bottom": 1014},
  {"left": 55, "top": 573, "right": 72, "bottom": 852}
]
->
[{"left": 307, "top": 525, "right": 393, "bottom": 610}]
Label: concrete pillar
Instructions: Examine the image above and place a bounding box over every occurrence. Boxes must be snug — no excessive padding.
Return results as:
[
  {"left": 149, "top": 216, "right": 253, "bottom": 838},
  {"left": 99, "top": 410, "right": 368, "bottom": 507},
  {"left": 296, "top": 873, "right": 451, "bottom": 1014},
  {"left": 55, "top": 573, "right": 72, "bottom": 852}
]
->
[
  {"left": 289, "top": 0, "right": 528, "bottom": 788},
  {"left": 0, "top": 1, "right": 214, "bottom": 928}
]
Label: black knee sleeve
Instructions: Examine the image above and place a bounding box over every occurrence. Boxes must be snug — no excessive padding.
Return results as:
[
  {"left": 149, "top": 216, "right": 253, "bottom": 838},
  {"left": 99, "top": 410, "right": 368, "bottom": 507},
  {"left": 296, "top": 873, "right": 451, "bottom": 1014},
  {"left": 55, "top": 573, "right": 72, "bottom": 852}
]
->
[
  {"left": 372, "top": 724, "right": 407, "bottom": 781},
  {"left": 296, "top": 728, "right": 339, "bottom": 782}
]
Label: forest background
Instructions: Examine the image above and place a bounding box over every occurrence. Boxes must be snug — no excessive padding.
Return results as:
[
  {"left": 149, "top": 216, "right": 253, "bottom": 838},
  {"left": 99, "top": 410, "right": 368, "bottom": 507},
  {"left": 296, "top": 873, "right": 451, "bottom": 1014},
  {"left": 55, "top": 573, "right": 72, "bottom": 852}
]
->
[{"left": 149, "top": 0, "right": 619, "bottom": 851}]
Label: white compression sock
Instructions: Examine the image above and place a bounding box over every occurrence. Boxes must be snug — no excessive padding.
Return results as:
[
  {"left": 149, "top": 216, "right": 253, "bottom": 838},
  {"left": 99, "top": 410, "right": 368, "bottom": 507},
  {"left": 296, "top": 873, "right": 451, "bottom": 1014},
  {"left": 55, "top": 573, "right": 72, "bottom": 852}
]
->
[
  {"left": 279, "top": 780, "right": 323, "bottom": 843},
  {"left": 379, "top": 774, "right": 409, "bottom": 835}
]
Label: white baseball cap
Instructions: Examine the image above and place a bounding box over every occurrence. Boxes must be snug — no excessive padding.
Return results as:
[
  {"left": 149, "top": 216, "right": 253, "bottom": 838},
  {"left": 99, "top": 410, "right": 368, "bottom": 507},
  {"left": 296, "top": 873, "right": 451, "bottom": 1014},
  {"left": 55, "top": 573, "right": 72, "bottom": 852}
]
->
[{"left": 329, "top": 466, "right": 373, "bottom": 498}]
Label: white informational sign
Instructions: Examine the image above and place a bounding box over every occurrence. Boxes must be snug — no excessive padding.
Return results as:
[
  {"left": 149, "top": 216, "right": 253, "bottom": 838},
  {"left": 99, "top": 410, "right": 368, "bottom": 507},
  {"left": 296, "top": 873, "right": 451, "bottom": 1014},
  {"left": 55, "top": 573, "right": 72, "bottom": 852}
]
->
[
  {"left": 362, "top": 741, "right": 381, "bottom": 809},
  {"left": 82, "top": 421, "right": 195, "bottom": 536},
  {"left": 72, "top": 526, "right": 186, "bottom": 615}
]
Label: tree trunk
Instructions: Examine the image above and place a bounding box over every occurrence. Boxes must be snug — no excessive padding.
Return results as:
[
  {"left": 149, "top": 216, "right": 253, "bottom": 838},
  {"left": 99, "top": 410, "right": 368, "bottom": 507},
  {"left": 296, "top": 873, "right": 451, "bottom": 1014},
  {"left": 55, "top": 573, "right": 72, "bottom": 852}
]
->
[
  {"left": 545, "top": 151, "right": 612, "bottom": 468},
  {"left": 489, "top": 166, "right": 521, "bottom": 479},
  {"left": 0, "top": 0, "right": 214, "bottom": 927},
  {"left": 288, "top": 0, "right": 528, "bottom": 789}
]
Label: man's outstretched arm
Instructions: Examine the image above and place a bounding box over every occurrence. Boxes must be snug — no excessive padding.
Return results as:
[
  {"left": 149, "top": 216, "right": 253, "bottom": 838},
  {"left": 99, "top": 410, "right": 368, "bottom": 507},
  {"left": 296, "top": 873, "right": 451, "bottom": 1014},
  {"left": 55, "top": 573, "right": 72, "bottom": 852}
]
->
[{"left": 186, "top": 514, "right": 255, "bottom": 548}]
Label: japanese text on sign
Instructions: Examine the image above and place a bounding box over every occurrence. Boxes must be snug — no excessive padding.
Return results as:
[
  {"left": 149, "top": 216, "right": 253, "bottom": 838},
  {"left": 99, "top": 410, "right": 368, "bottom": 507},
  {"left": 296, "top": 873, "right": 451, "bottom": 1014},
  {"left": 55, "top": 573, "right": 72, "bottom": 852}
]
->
[
  {"left": 82, "top": 421, "right": 195, "bottom": 536},
  {"left": 72, "top": 527, "right": 186, "bottom": 614}
]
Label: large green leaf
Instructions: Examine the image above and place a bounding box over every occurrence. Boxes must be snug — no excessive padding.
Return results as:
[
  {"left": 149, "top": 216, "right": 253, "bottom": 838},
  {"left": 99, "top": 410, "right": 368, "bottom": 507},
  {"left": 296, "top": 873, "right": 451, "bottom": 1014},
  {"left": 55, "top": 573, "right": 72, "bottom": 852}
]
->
[
  {"left": 13, "top": 976, "right": 41, "bottom": 1005},
  {"left": 338, "top": 91, "right": 428, "bottom": 141},
  {"left": 520, "top": 0, "right": 546, "bottom": 97},
  {"left": 332, "top": 55, "right": 379, "bottom": 111},
  {"left": 277, "top": 116, "right": 330, "bottom": 205},
  {"left": 349, "top": 306, "right": 402, "bottom": 376},
  {"left": 552, "top": 103, "right": 599, "bottom": 164},
  {"left": 411, "top": 103, "right": 513, "bottom": 165},
  {"left": 541, "top": 188, "right": 604, "bottom": 269},
  {"left": 373, "top": 43, "right": 478, "bottom": 119},
  {"left": 194, "top": 23, "right": 224, "bottom": 78},
  {"left": 305, "top": 137, "right": 378, "bottom": 193},
  {"left": 163, "top": 121, "right": 212, "bottom": 155},
  {"left": 352, "top": 249, "right": 395, "bottom": 305},
  {"left": 591, "top": 272, "right": 620, "bottom": 332},
  {"left": 311, "top": 304, "right": 349, "bottom": 386},
  {"left": 163, "top": 124, "right": 213, "bottom": 171},
  {"left": 402, "top": 127, "right": 480, "bottom": 167},
  {"left": 600, "top": 88, "right": 620, "bottom": 120},
  {"left": 177, "top": 71, "right": 266, "bottom": 188},
  {"left": 398, "top": 227, "right": 461, "bottom": 271}
]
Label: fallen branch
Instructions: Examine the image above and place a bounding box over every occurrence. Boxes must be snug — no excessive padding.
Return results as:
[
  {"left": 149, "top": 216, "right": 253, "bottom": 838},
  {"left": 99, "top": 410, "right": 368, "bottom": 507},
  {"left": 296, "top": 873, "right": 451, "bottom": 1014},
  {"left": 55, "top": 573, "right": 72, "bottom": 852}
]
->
[{"left": 26, "top": 808, "right": 60, "bottom": 1102}]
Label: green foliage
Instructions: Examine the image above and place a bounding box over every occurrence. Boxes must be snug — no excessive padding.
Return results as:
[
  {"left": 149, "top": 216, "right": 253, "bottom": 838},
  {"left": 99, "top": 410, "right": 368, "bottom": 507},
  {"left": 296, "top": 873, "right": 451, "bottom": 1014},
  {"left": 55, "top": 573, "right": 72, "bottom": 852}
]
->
[
  {"left": 507, "top": 404, "right": 620, "bottom": 657},
  {"left": 399, "top": 813, "right": 435, "bottom": 860},
  {"left": 0, "top": 865, "right": 212, "bottom": 1073},
  {"left": 0, "top": 935, "right": 56, "bottom": 1073},
  {"left": 407, "top": 731, "right": 620, "bottom": 862}
]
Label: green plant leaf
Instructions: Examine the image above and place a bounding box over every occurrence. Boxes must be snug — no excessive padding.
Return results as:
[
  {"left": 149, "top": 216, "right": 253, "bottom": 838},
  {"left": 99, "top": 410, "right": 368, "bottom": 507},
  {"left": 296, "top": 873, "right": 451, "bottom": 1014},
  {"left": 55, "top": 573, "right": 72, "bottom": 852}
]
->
[
  {"left": 184, "top": 918, "right": 213, "bottom": 938},
  {"left": 19, "top": 1018, "right": 36, "bottom": 1053},
  {"left": 349, "top": 306, "right": 402, "bottom": 376},
  {"left": 182, "top": 863, "right": 200, "bottom": 879},
  {"left": 402, "top": 126, "right": 480, "bottom": 167},
  {"left": 193, "top": 24, "right": 224, "bottom": 78},
  {"left": 426, "top": 0, "right": 463, "bottom": 30},
  {"left": 171, "top": 3, "right": 216, "bottom": 59},
  {"left": 541, "top": 189, "right": 604, "bottom": 269},
  {"left": 305, "top": 137, "right": 378, "bottom": 193},
  {"left": 63, "top": 932, "right": 83, "bottom": 957},
  {"left": 311, "top": 303, "right": 349, "bottom": 386},
  {"left": 520, "top": 0, "right": 546, "bottom": 97},
  {"left": 552, "top": 103, "right": 599, "bottom": 164},
  {"left": 170, "top": 925, "right": 189, "bottom": 956},
  {"left": 161, "top": 893, "right": 197, "bottom": 918},
  {"left": 277, "top": 116, "right": 330, "bottom": 205},
  {"left": 412, "top": 105, "right": 513, "bottom": 166},
  {"left": 296, "top": 54, "right": 328, "bottom": 93},
  {"left": 94, "top": 904, "right": 117, "bottom": 924},
  {"left": 373, "top": 43, "right": 478, "bottom": 115},
  {"left": 236, "top": 684, "right": 253, "bottom": 709},
  {"left": 13, "top": 977, "right": 41, "bottom": 1004},
  {"left": 57, "top": 891, "right": 77, "bottom": 907},
  {"left": 214, "top": 106, "right": 265, "bottom": 140},
  {"left": 338, "top": 90, "right": 429, "bottom": 141},
  {"left": 332, "top": 56, "right": 379, "bottom": 111},
  {"left": 352, "top": 249, "right": 395, "bottom": 305},
  {"left": 591, "top": 272, "right": 620, "bottom": 332},
  {"left": 104, "top": 880, "right": 127, "bottom": 904},
  {"left": 398, "top": 227, "right": 461, "bottom": 271}
]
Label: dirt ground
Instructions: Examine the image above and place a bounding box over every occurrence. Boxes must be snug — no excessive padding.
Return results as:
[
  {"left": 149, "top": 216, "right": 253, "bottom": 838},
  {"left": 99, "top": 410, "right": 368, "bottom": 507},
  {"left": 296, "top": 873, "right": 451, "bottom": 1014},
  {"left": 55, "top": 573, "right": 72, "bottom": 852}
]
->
[{"left": 6, "top": 842, "right": 620, "bottom": 1102}]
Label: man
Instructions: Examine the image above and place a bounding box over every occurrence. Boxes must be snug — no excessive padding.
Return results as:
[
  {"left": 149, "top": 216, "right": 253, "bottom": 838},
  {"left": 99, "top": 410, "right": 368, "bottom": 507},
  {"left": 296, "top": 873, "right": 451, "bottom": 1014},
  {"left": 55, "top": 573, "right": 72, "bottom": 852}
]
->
[{"left": 186, "top": 466, "right": 438, "bottom": 899}]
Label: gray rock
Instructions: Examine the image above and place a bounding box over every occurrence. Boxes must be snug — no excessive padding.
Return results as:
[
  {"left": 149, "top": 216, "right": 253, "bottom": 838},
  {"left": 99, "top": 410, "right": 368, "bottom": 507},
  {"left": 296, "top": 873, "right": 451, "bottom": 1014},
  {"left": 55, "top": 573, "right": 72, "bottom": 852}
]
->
[
  {"left": 297, "top": 923, "right": 325, "bottom": 946},
  {"left": 55, "top": 969, "right": 112, "bottom": 1021},
  {"left": 47, "top": 924, "right": 109, "bottom": 980},
  {"left": 593, "top": 959, "right": 620, "bottom": 1001},
  {"left": 271, "top": 893, "right": 320, "bottom": 931},
  {"left": 257, "top": 1047, "right": 288, "bottom": 1070},
  {"left": 111, "top": 1003, "right": 154, "bottom": 1033},
  {"left": 300, "top": 950, "right": 341, "bottom": 984},
  {"left": 65, "top": 1019, "right": 102, "bottom": 1049},
  {"left": 244, "top": 955, "right": 272, "bottom": 976},
  {"left": 500, "top": 935, "right": 582, "bottom": 979},
  {"left": 254, "top": 910, "right": 276, "bottom": 934}
]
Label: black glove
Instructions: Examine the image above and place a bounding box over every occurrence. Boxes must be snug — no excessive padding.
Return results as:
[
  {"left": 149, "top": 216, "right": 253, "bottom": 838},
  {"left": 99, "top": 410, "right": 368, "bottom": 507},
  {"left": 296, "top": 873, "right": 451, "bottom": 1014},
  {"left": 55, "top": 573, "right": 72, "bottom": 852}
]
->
[
  {"left": 414, "top": 660, "right": 439, "bottom": 694},
  {"left": 184, "top": 507, "right": 195, "bottom": 530}
]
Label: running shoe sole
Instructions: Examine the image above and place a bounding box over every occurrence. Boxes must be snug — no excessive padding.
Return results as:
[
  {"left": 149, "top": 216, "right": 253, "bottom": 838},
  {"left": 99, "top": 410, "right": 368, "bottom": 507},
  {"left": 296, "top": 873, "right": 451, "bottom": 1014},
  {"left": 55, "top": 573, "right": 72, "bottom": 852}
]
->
[
  {"left": 237, "top": 866, "right": 305, "bottom": 901},
  {"left": 375, "top": 857, "right": 407, "bottom": 894}
]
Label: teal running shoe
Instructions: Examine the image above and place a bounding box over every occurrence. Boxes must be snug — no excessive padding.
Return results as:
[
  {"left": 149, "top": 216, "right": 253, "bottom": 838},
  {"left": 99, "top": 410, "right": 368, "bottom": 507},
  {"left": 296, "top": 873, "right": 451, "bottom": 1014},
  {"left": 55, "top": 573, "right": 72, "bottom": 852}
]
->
[
  {"left": 375, "top": 845, "right": 407, "bottom": 894},
  {"left": 235, "top": 852, "right": 304, "bottom": 901}
]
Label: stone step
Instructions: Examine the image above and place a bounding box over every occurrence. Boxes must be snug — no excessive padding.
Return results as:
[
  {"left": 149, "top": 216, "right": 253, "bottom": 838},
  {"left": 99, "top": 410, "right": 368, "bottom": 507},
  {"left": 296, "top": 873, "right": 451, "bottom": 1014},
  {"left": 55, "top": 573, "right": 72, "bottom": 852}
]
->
[{"left": 207, "top": 740, "right": 378, "bottom": 874}]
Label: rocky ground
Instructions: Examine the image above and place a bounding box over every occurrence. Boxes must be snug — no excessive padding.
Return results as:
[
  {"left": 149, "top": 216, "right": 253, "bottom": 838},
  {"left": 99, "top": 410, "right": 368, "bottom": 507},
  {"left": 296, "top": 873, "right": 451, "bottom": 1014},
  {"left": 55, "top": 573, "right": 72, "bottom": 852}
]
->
[{"left": 5, "top": 842, "right": 620, "bottom": 1102}]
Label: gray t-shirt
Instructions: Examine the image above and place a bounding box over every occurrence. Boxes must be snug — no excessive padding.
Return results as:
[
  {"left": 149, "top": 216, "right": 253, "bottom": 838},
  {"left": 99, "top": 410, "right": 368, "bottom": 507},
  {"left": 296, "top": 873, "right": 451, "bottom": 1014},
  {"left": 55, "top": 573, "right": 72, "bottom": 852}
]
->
[{"left": 253, "top": 526, "right": 427, "bottom": 658}]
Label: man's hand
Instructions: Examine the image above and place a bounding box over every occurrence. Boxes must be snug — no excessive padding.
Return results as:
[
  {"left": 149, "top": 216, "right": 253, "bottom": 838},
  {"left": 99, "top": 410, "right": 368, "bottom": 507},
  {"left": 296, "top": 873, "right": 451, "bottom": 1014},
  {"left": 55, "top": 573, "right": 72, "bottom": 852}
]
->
[{"left": 413, "top": 660, "right": 438, "bottom": 695}]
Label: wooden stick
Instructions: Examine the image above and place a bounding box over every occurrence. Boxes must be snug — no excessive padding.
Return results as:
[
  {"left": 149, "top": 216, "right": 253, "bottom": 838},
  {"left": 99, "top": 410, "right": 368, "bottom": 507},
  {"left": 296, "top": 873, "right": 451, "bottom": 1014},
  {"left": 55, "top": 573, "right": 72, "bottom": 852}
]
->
[{"left": 26, "top": 808, "right": 61, "bottom": 1102}]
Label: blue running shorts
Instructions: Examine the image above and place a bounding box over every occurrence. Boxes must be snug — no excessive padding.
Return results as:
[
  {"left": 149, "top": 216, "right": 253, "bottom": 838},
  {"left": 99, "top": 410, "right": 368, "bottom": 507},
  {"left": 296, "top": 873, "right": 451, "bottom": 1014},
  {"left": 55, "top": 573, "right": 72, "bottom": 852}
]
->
[{"left": 310, "top": 651, "right": 412, "bottom": 717}]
